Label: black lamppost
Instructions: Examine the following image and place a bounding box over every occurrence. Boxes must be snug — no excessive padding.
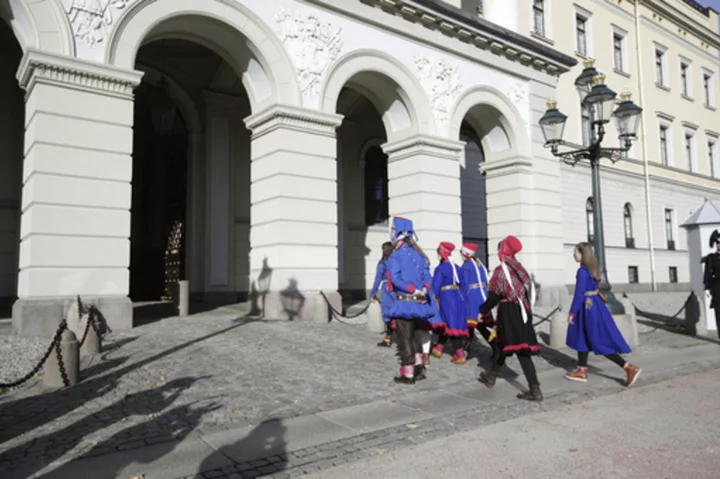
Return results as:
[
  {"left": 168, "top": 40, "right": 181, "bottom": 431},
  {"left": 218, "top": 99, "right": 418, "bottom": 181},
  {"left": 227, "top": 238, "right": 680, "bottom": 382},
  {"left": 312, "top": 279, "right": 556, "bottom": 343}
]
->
[{"left": 539, "top": 59, "right": 643, "bottom": 315}]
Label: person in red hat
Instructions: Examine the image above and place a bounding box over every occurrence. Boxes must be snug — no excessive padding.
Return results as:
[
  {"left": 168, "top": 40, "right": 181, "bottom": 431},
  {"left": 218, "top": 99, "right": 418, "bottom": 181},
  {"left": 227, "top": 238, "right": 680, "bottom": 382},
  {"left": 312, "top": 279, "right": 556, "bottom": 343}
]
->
[
  {"left": 478, "top": 236, "right": 543, "bottom": 401},
  {"left": 429, "top": 241, "right": 468, "bottom": 364},
  {"left": 460, "top": 242, "right": 501, "bottom": 361}
]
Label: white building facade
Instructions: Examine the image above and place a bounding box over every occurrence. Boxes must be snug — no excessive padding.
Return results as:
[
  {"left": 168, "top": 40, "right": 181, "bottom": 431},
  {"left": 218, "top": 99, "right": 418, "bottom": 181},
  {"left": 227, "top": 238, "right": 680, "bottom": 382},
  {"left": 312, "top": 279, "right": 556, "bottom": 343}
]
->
[{"left": 1, "top": 0, "right": 595, "bottom": 336}]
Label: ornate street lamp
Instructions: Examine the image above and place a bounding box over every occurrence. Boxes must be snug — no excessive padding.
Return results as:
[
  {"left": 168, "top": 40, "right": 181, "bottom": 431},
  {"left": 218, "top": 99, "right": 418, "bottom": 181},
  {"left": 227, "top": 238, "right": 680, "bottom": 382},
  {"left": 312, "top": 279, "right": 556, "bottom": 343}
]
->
[{"left": 539, "top": 59, "right": 643, "bottom": 315}]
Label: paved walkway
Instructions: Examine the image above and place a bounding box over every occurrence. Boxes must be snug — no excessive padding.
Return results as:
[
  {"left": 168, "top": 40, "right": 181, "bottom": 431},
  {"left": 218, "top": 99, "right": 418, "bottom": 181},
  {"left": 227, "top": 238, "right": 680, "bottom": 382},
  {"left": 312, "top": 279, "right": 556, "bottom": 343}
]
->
[{"left": 0, "top": 292, "right": 717, "bottom": 478}]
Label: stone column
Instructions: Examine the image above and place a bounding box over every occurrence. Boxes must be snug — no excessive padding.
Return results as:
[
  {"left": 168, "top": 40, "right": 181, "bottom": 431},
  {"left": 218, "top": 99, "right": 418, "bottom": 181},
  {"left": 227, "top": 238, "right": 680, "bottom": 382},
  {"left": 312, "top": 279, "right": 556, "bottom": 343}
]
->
[
  {"left": 12, "top": 50, "right": 142, "bottom": 336},
  {"left": 244, "top": 105, "right": 343, "bottom": 322},
  {"left": 482, "top": 0, "right": 519, "bottom": 33},
  {"left": 383, "top": 135, "right": 465, "bottom": 253}
]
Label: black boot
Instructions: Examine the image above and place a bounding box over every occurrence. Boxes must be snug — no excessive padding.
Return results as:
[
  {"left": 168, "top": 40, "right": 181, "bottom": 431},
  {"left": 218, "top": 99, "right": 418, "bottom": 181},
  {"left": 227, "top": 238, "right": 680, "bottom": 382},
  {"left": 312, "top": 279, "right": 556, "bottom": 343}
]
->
[
  {"left": 394, "top": 375, "right": 416, "bottom": 385},
  {"left": 478, "top": 370, "right": 498, "bottom": 388},
  {"left": 517, "top": 384, "right": 543, "bottom": 402},
  {"left": 414, "top": 365, "right": 427, "bottom": 381},
  {"left": 377, "top": 334, "right": 392, "bottom": 347}
]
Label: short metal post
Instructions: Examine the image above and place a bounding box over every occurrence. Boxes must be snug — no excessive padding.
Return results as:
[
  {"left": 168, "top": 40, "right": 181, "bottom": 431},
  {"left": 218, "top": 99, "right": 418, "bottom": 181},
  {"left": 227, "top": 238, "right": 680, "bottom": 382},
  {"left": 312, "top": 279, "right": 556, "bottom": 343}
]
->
[{"left": 178, "top": 280, "right": 189, "bottom": 316}]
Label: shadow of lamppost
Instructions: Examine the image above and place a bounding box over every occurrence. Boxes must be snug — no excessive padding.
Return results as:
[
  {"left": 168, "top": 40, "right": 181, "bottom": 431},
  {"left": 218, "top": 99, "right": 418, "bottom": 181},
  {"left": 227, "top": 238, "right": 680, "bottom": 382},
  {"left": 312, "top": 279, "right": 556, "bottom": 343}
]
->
[
  {"left": 539, "top": 58, "right": 643, "bottom": 315},
  {"left": 279, "top": 279, "right": 305, "bottom": 321}
]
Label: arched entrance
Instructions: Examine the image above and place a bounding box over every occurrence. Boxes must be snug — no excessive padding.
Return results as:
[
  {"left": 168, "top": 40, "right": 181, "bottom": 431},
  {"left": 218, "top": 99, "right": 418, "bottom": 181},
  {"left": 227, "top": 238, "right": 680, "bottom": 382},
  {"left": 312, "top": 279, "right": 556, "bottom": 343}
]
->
[
  {"left": 460, "top": 125, "right": 489, "bottom": 266},
  {"left": 0, "top": 19, "right": 23, "bottom": 318}
]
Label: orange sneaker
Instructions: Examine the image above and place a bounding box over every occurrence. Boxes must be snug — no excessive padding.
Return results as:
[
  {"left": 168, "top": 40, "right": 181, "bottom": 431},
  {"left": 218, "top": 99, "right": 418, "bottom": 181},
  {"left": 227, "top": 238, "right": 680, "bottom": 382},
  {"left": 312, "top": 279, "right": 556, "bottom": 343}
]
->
[
  {"left": 624, "top": 363, "right": 641, "bottom": 387},
  {"left": 564, "top": 367, "right": 588, "bottom": 382}
]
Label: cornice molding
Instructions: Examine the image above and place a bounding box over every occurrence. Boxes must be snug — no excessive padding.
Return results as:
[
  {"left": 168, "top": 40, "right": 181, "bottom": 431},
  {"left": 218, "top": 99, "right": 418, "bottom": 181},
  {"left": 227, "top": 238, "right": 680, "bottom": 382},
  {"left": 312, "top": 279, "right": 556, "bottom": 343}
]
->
[
  {"left": 347, "top": 0, "right": 576, "bottom": 76},
  {"left": 17, "top": 49, "right": 143, "bottom": 100},
  {"left": 244, "top": 104, "right": 344, "bottom": 139},
  {"left": 640, "top": 4, "right": 720, "bottom": 60},
  {"left": 383, "top": 134, "right": 465, "bottom": 161}
]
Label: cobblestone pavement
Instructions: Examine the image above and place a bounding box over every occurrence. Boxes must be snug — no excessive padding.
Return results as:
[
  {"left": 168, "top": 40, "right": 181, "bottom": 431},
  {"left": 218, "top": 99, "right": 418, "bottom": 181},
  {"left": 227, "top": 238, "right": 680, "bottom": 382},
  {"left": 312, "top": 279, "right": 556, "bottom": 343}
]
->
[{"left": 0, "top": 291, "right": 715, "bottom": 478}]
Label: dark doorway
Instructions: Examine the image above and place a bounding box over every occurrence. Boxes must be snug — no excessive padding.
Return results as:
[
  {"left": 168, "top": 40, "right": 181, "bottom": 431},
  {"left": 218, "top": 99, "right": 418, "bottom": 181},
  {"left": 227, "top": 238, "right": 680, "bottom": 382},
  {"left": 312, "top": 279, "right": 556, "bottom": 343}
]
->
[
  {"left": 460, "top": 124, "right": 489, "bottom": 266},
  {"left": 130, "top": 82, "right": 188, "bottom": 302},
  {"left": 0, "top": 20, "right": 23, "bottom": 317}
]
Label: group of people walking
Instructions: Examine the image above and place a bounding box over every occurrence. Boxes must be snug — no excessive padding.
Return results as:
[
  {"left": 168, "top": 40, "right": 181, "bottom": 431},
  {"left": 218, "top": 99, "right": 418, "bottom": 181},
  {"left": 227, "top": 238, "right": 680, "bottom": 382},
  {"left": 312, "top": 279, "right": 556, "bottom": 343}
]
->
[{"left": 371, "top": 216, "right": 641, "bottom": 402}]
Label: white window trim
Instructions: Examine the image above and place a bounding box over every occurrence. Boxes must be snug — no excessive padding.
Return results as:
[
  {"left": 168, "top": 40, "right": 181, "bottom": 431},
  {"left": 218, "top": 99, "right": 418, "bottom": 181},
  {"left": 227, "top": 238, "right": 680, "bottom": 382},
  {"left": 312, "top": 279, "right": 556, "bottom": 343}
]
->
[
  {"left": 611, "top": 24, "right": 630, "bottom": 75},
  {"left": 653, "top": 42, "right": 669, "bottom": 89},
  {"left": 574, "top": 5, "right": 593, "bottom": 58},
  {"left": 683, "top": 125, "right": 698, "bottom": 173},
  {"left": 707, "top": 131, "right": 719, "bottom": 179},
  {"left": 702, "top": 67, "right": 716, "bottom": 108},
  {"left": 679, "top": 56, "right": 693, "bottom": 100},
  {"left": 530, "top": 0, "right": 552, "bottom": 40},
  {"left": 663, "top": 207, "right": 676, "bottom": 245},
  {"left": 657, "top": 115, "right": 674, "bottom": 167}
]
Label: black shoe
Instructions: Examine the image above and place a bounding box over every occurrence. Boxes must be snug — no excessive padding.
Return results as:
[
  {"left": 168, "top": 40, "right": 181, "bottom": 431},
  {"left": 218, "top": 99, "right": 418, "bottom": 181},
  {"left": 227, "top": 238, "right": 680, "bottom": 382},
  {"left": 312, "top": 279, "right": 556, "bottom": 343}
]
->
[
  {"left": 414, "top": 365, "right": 427, "bottom": 381},
  {"left": 517, "top": 384, "right": 543, "bottom": 402},
  {"left": 394, "top": 376, "right": 416, "bottom": 385},
  {"left": 377, "top": 336, "right": 392, "bottom": 347},
  {"left": 478, "top": 371, "right": 498, "bottom": 388}
]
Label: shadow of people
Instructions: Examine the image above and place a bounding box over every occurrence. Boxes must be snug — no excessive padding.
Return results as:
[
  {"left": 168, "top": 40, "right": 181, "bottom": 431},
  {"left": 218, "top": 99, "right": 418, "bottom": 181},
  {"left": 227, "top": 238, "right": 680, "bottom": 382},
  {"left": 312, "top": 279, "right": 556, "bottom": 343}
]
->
[
  {"left": 196, "top": 418, "right": 288, "bottom": 477},
  {"left": 249, "top": 258, "right": 274, "bottom": 318},
  {"left": 2, "top": 376, "right": 206, "bottom": 479},
  {"left": 279, "top": 279, "right": 305, "bottom": 321},
  {"left": 38, "top": 400, "right": 221, "bottom": 479}
]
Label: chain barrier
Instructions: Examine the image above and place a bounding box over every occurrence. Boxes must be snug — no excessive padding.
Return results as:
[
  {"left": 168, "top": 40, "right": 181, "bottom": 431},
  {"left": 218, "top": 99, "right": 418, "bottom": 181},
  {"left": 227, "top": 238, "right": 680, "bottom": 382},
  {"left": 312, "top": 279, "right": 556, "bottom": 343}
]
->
[
  {"left": 0, "top": 320, "right": 70, "bottom": 389},
  {"left": 320, "top": 292, "right": 372, "bottom": 325},
  {"left": 622, "top": 292, "right": 692, "bottom": 335},
  {"left": 532, "top": 306, "right": 561, "bottom": 328}
]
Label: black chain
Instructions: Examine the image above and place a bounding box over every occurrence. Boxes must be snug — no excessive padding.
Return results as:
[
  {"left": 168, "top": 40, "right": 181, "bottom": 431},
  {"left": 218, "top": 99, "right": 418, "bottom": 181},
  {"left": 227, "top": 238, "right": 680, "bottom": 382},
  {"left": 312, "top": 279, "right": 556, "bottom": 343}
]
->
[
  {"left": 54, "top": 326, "right": 71, "bottom": 388},
  {"left": 532, "top": 306, "right": 562, "bottom": 327},
  {"left": 78, "top": 312, "right": 94, "bottom": 347},
  {"left": 0, "top": 320, "right": 68, "bottom": 389}
]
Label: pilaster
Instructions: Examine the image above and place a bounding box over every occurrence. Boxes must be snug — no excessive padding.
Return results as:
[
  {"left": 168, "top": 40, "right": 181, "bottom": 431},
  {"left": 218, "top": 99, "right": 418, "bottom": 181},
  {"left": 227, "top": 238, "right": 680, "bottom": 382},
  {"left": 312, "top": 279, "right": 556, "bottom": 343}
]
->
[
  {"left": 383, "top": 135, "right": 465, "bottom": 252},
  {"left": 12, "top": 49, "right": 143, "bottom": 336},
  {"left": 244, "top": 104, "right": 343, "bottom": 322}
]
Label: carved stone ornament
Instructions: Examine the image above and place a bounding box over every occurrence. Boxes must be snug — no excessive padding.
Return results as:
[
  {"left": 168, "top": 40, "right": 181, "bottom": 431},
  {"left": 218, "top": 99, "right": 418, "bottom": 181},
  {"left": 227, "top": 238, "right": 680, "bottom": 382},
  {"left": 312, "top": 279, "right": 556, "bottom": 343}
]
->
[
  {"left": 507, "top": 82, "right": 529, "bottom": 106},
  {"left": 275, "top": 10, "right": 343, "bottom": 98},
  {"left": 63, "top": 0, "right": 133, "bottom": 47},
  {"left": 413, "top": 56, "right": 463, "bottom": 125}
]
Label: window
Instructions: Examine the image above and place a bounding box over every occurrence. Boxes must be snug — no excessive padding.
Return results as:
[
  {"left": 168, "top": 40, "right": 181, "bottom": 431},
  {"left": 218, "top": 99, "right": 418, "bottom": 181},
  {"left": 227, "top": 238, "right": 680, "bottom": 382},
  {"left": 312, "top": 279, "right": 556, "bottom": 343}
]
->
[
  {"left": 576, "top": 14, "right": 588, "bottom": 56},
  {"left": 703, "top": 70, "right": 716, "bottom": 107},
  {"left": 654, "top": 45, "right": 668, "bottom": 87},
  {"left": 684, "top": 129, "right": 696, "bottom": 172},
  {"left": 363, "top": 146, "right": 389, "bottom": 226},
  {"left": 624, "top": 203, "right": 634, "bottom": 248},
  {"left": 659, "top": 124, "right": 669, "bottom": 166},
  {"left": 586, "top": 198, "right": 595, "bottom": 243},
  {"left": 709, "top": 138, "right": 719, "bottom": 179},
  {"left": 612, "top": 27, "right": 628, "bottom": 74},
  {"left": 669, "top": 266, "right": 678, "bottom": 284},
  {"left": 581, "top": 102, "right": 592, "bottom": 146},
  {"left": 628, "top": 266, "right": 639, "bottom": 284},
  {"left": 461, "top": 0, "right": 480, "bottom": 14},
  {"left": 533, "top": 0, "right": 545, "bottom": 36},
  {"left": 680, "top": 61, "right": 690, "bottom": 97},
  {"left": 665, "top": 208, "right": 675, "bottom": 250}
]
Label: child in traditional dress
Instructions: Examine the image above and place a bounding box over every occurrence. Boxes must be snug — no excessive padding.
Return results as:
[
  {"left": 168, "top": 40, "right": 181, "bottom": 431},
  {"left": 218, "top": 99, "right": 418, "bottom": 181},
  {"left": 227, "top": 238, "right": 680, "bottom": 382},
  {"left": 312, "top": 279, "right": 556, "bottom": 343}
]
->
[
  {"left": 478, "top": 236, "right": 543, "bottom": 401},
  {"left": 564, "top": 242, "right": 641, "bottom": 387},
  {"left": 460, "top": 242, "right": 500, "bottom": 360},
  {"left": 371, "top": 242, "right": 396, "bottom": 347},
  {"left": 429, "top": 242, "right": 468, "bottom": 364}
]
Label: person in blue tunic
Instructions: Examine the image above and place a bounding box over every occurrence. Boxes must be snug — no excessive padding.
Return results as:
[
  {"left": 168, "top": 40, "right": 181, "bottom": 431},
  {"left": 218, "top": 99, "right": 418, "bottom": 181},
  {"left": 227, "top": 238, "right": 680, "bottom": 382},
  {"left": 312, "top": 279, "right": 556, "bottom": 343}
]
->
[
  {"left": 371, "top": 242, "right": 396, "bottom": 347},
  {"left": 429, "top": 242, "right": 468, "bottom": 364},
  {"left": 386, "top": 216, "right": 438, "bottom": 384},
  {"left": 564, "top": 242, "right": 642, "bottom": 387},
  {"left": 460, "top": 242, "right": 500, "bottom": 360}
]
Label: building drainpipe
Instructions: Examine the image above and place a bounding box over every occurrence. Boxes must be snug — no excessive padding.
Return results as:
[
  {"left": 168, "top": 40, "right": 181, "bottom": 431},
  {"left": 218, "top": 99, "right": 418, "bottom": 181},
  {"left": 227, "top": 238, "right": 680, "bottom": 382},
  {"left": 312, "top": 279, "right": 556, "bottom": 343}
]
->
[{"left": 635, "top": 1, "right": 658, "bottom": 291}]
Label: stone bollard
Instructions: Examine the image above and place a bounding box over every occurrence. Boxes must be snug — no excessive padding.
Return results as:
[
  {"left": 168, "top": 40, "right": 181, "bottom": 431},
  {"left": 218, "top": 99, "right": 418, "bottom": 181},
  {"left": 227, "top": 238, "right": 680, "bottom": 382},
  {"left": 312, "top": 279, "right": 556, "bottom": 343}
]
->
[
  {"left": 178, "top": 280, "right": 189, "bottom": 316},
  {"left": 81, "top": 319, "right": 101, "bottom": 357},
  {"left": 549, "top": 309, "right": 568, "bottom": 349},
  {"left": 619, "top": 298, "right": 640, "bottom": 347},
  {"left": 366, "top": 301, "right": 386, "bottom": 333},
  {"left": 43, "top": 329, "right": 79, "bottom": 390}
]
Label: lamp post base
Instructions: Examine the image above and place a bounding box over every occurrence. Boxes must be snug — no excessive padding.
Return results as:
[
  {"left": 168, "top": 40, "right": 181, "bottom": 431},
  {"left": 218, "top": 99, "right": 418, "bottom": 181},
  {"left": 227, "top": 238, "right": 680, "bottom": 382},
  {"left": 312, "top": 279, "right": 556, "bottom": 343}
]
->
[{"left": 600, "top": 286, "right": 625, "bottom": 315}]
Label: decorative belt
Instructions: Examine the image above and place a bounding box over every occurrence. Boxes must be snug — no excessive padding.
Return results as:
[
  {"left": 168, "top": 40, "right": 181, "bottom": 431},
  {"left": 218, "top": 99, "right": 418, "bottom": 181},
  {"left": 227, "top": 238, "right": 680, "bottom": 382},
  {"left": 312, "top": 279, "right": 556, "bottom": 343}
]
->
[
  {"left": 441, "top": 284, "right": 459, "bottom": 292},
  {"left": 469, "top": 283, "right": 485, "bottom": 290},
  {"left": 584, "top": 290, "right": 599, "bottom": 297},
  {"left": 396, "top": 294, "right": 426, "bottom": 303}
]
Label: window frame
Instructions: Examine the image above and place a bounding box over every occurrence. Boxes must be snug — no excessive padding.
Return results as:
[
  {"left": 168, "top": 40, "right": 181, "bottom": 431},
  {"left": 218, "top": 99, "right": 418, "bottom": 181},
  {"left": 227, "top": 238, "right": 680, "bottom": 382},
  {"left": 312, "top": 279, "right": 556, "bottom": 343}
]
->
[
  {"left": 669, "top": 266, "right": 678, "bottom": 284},
  {"left": 574, "top": 6, "right": 593, "bottom": 58},
  {"left": 623, "top": 203, "right": 634, "bottom": 248},
  {"left": 611, "top": 25, "right": 629, "bottom": 75},
  {"left": 702, "top": 68, "right": 716, "bottom": 108},
  {"left": 657, "top": 114, "right": 674, "bottom": 167},
  {"left": 628, "top": 266, "right": 639, "bottom": 284},
  {"left": 664, "top": 207, "right": 676, "bottom": 250},
  {"left": 532, "top": 0, "right": 546, "bottom": 38},
  {"left": 708, "top": 133, "right": 719, "bottom": 179},
  {"left": 585, "top": 197, "right": 595, "bottom": 244},
  {"left": 654, "top": 43, "right": 669, "bottom": 89},
  {"left": 679, "top": 57, "right": 693, "bottom": 99},
  {"left": 683, "top": 126, "right": 697, "bottom": 173}
]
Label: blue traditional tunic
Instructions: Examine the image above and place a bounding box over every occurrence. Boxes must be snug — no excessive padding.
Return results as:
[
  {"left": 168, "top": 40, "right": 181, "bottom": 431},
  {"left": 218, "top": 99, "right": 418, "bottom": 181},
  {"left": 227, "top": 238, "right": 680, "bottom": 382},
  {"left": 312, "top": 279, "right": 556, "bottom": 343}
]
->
[
  {"left": 370, "top": 260, "right": 393, "bottom": 324},
  {"left": 462, "top": 259, "right": 490, "bottom": 328},
  {"left": 431, "top": 261, "right": 468, "bottom": 337},
  {"left": 386, "top": 243, "right": 437, "bottom": 321},
  {"left": 566, "top": 265, "right": 631, "bottom": 355}
]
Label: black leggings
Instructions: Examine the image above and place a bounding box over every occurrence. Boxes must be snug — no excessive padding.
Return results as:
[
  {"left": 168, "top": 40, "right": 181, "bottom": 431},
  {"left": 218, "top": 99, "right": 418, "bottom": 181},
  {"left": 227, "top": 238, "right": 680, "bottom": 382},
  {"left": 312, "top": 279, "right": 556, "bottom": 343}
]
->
[
  {"left": 492, "top": 352, "right": 539, "bottom": 386},
  {"left": 436, "top": 334, "right": 466, "bottom": 353},
  {"left": 578, "top": 351, "right": 626, "bottom": 368},
  {"left": 395, "top": 318, "right": 417, "bottom": 366}
]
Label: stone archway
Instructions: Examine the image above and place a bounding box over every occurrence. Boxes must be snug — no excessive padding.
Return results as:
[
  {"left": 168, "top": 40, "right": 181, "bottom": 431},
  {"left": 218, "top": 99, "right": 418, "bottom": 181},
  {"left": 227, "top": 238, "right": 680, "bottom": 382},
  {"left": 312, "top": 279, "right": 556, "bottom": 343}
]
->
[{"left": 0, "top": 0, "right": 74, "bottom": 54}]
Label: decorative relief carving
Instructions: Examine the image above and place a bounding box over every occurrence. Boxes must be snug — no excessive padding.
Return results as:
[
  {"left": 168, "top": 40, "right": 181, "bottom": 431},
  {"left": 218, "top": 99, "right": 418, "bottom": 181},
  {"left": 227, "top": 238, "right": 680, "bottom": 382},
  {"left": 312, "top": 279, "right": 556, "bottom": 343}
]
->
[
  {"left": 62, "top": 0, "right": 133, "bottom": 47},
  {"left": 413, "top": 56, "right": 463, "bottom": 125},
  {"left": 275, "top": 10, "right": 343, "bottom": 98},
  {"left": 507, "top": 82, "right": 529, "bottom": 106}
]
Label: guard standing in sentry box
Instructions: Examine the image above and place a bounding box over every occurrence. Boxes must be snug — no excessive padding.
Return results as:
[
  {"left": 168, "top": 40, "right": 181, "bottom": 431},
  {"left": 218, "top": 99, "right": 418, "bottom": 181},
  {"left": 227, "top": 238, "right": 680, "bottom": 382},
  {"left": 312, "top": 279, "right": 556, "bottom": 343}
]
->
[
  {"left": 704, "top": 229, "right": 720, "bottom": 337},
  {"left": 386, "top": 217, "right": 438, "bottom": 385},
  {"left": 460, "top": 243, "right": 501, "bottom": 361},
  {"left": 429, "top": 242, "right": 469, "bottom": 365},
  {"left": 371, "top": 241, "right": 396, "bottom": 348}
]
